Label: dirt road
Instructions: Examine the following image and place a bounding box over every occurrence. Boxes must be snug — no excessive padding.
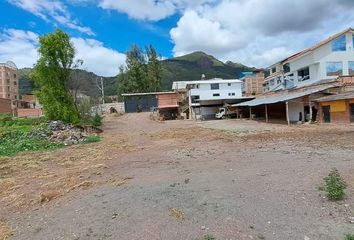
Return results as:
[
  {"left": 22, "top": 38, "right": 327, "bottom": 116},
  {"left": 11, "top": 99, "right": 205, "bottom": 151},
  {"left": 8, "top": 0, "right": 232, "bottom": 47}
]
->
[{"left": 4, "top": 113, "right": 354, "bottom": 239}]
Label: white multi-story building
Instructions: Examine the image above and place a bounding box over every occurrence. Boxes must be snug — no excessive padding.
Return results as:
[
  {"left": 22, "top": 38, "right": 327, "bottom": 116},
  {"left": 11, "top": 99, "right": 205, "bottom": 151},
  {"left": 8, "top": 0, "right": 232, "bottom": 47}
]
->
[
  {"left": 172, "top": 78, "right": 245, "bottom": 119},
  {"left": 264, "top": 28, "right": 354, "bottom": 92}
]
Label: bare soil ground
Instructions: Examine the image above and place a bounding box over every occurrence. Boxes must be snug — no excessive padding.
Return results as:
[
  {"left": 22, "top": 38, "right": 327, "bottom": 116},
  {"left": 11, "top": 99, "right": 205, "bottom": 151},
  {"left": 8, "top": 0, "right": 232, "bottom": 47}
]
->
[{"left": 1, "top": 113, "right": 354, "bottom": 240}]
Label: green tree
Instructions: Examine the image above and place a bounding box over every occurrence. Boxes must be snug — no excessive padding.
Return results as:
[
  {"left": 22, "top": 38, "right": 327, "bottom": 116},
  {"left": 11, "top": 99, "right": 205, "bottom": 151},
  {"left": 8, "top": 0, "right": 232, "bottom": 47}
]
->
[
  {"left": 117, "top": 44, "right": 162, "bottom": 95},
  {"left": 146, "top": 45, "right": 162, "bottom": 92},
  {"left": 31, "top": 29, "right": 79, "bottom": 123}
]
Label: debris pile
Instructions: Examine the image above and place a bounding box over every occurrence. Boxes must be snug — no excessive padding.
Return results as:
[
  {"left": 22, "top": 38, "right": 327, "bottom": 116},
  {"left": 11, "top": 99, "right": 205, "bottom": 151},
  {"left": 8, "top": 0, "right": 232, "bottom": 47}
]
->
[{"left": 30, "top": 121, "right": 98, "bottom": 146}]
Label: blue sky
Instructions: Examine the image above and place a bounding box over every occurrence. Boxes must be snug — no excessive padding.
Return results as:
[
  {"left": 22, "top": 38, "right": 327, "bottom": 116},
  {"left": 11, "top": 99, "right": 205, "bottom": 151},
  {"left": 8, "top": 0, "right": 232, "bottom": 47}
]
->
[{"left": 1, "top": 0, "right": 354, "bottom": 76}]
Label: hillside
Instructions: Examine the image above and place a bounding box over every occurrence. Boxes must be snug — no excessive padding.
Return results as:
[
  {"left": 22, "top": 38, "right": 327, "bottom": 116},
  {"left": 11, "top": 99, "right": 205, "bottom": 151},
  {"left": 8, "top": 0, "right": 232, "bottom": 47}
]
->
[
  {"left": 160, "top": 51, "right": 256, "bottom": 89},
  {"left": 18, "top": 51, "right": 256, "bottom": 97}
]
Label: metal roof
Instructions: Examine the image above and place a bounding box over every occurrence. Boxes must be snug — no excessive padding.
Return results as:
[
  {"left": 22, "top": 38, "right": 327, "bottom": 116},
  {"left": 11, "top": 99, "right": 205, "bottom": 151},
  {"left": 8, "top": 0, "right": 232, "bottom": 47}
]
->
[
  {"left": 235, "top": 85, "right": 334, "bottom": 107},
  {"left": 315, "top": 91, "right": 354, "bottom": 102},
  {"left": 122, "top": 92, "right": 176, "bottom": 97}
]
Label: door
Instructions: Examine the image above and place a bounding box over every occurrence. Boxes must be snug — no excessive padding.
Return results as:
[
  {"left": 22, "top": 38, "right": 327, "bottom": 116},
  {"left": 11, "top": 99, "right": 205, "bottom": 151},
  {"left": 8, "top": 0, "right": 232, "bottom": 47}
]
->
[
  {"left": 322, "top": 105, "right": 331, "bottom": 123},
  {"left": 350, "top": 104, "right": 354, "bottom": 123}
]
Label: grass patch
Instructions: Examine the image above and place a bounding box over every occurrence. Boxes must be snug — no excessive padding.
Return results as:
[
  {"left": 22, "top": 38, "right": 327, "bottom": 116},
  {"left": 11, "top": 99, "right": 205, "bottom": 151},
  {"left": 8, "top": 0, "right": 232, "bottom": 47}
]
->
[
  {"left": 82, "top": 135, "right": 101, "bottom": 144},
  {"left": 319, "top": 168, "right": 347, "bottom": 201},
  {"left": 0, "top": 117, "right": 63, "bottom": 156},
  {"left": 345, "top": 234, "right": 354, "bottom": 240},
  {"left": 0, "top": 131, "right": 63, "bottom": 156}
]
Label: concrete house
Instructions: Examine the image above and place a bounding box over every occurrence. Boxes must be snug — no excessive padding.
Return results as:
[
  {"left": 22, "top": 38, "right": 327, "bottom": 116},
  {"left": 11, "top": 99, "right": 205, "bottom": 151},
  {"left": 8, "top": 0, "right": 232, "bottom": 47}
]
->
[
  {"left": 237, "top": 28, "right": 354, "bottom": 124},
  {"left": 172, "top": 78, "right": 249, "bottom": 120},
  {"left": 264, "top": 28, "right": 354, "bottom": 92}
]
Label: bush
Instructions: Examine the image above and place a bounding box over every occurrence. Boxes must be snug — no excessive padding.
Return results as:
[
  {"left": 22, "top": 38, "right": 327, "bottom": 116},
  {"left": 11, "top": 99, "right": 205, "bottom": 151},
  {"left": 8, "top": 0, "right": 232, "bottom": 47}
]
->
[
  {"left": 92, "top": 113, "right": 103, "bottom": 126},
  {"left": 319, "top": 168, "right": 347, "bottom": 201},
  {"left": 345, "top": 234, "right": 354, "bottom": 240}
]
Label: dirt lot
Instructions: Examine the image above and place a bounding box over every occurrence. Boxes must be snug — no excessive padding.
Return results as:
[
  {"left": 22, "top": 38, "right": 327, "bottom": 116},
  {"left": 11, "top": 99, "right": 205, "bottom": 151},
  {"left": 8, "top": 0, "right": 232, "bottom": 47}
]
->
[{"left": 2, "top": 113, "right": 354, "bottom": 240}]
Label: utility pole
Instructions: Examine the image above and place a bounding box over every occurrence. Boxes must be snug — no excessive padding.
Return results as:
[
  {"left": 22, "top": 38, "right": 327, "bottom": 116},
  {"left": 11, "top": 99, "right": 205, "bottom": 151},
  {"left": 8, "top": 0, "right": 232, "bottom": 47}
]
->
[{"left": 96, "top": 77, "right": 105, "bottom": 104}]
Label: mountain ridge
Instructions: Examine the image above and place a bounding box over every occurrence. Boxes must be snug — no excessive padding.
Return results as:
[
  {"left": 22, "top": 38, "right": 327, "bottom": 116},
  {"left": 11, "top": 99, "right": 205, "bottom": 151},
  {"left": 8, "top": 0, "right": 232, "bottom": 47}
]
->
[{"left": 18, "top": 51, "right": 257, "bottom": 97}]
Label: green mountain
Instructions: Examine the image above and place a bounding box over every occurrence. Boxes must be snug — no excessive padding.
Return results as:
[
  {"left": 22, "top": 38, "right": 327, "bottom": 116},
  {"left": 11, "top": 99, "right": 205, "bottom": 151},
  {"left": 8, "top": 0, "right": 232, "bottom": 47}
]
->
[
  {"left": 18, "top": 51, "right": 256, "bottom": 97},
  {"left": 160, "top": 51, "right": 256, "bottom": 89}
]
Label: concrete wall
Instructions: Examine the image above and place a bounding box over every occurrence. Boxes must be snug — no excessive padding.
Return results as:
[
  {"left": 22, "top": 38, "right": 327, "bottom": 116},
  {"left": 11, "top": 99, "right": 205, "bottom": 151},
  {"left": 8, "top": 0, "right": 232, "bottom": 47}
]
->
[
  {"left": 190, "top": 81, "right": 242, "bottom": 101},
  {"left": 288, "top": 101, "right": 305, "bottom": 122}
]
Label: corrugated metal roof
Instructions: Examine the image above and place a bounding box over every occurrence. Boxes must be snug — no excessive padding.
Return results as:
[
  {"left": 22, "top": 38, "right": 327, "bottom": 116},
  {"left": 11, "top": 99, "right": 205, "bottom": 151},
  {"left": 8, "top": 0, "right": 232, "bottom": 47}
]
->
[
  {"left": 315, "top": 91, "right": 354, "bottom": 102},
  {"left": 235, "top": 85, "right": 334, "bottom": 107},
  {"left": 122, "top": 92, "right": 175, "bottom": 97}
]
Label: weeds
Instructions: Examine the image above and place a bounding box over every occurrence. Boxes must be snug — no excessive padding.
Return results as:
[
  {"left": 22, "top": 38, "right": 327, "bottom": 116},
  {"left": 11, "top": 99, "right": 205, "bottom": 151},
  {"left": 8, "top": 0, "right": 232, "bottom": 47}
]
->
[
  {"left": 204, "top": 234, "right": 216, "bottom": 240},
  {"left": 82, "top": 135, "right": 101, "bottom": 144},
  {"left": 345, "top": 234, "right": 354, "bottom": 240},
  {"left": 319, "top": 168, "right": 347, "bottom": 201},
  {"left": 0, "top": 130, "right": 63, "bottom": 156}
]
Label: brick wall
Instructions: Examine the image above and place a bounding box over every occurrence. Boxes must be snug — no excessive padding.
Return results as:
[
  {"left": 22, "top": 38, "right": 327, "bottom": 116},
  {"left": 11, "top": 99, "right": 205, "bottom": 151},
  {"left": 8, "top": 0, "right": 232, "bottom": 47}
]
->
[
  {"left": 319, "top": 99, "right": 352, "bottom": 123},
  {"left": 17, "top": 108, "right": 43, "bottom": 117},
  {"left": 0, "top": 98, "right": 12, "bottom": 114}
]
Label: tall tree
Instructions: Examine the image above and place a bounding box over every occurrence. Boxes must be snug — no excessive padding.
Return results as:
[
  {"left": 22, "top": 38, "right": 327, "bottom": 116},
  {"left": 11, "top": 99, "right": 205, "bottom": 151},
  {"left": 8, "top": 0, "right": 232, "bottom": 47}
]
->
[
  {"left": 117, "top": 44, "right": 162, "bottom": 95},
  {"left": 146, "top": 45, "right": 162, "bottom": 92},
  {"left": 31, "top": 29, "right": 79, "bottom": 123}
]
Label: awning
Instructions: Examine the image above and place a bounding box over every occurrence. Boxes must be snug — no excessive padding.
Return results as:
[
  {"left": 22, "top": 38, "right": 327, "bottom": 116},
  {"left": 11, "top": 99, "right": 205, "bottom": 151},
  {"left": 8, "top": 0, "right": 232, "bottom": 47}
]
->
[{"left": 234, "top": 85, "right": 334, "bottom": 107}]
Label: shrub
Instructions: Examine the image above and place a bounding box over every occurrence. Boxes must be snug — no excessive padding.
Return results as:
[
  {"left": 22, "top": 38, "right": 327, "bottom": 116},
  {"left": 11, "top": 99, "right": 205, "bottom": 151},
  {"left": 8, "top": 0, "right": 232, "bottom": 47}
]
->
[
  {"left": 319, "top": 168, "right": 347, "bottom": 201},
  {"left": 92, "top": 113, "right": 103, "bottom": 126},
  {"left": 204, "top": 235, "right": 216, "bottom": 240},
  {"left": 345, "top": 234, "right": 354, "bottom": 240}
]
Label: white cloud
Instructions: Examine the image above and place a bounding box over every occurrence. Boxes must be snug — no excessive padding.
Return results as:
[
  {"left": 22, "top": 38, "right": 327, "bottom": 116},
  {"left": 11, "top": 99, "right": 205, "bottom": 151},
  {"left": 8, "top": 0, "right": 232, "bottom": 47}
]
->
[
  {"left": 0, "top": 29, "right": 125, "bottom": 77},
  {"left": 0, "top": 29, "right": 39, "bottom": 68},
  {"left": 99, "top": 0, "right": 217, "bottom": 21},
  {"left": 7, "top": 0, "right": 94, "bottom": 35},
  {"left": 72, "top": 38, "right": 126, "bottom": 77},
  {"left": 170, "top": 0, "right": 354, "bottom": 67}
]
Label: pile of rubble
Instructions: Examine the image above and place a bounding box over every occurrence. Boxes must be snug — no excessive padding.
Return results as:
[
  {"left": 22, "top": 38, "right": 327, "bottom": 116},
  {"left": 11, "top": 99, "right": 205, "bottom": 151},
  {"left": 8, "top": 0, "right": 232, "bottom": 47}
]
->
[{"left": 30, "top": 121, "right": 92, "bottom": 146}]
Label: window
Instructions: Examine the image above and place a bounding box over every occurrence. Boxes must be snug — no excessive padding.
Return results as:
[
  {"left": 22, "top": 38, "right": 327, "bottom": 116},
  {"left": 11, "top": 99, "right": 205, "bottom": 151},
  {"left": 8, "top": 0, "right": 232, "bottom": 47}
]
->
[
  {"left": 326, "top": 62, "right": 343, "bottom": 76},
  {"left": 210, "top": 83, "right": 219, "bottom": 90},
  {"left": 13, "top": 81, "right": 17, "bottom": 85},
  {"left": 232, "top": 93, "right": 235, "bottom": 96},
  {"left": 297, "top": 67, "right": 310, "bottom": 81},
  {"left": 227, "top": 83, "right": 231, "bottom": 86},
  {"left": 283, "top": 63, "right": 290, "bottom": 73},
  {"left": 213, "top": 93, "right": 220, "bottom": 97},
  {"left": 332, "top": 35, "right": 346, "bottom": 51},
  {"left": 271, "top": 67, "right": 276, "bottom": 73},
  {"left": 270, "top": 79, "right": 275, "bottom": 86},
  {"left": 349, "top": 61, "right": 354, "bottom": 75},
  {"left": 191, "top": 95, "right": 200, "bottom": 103},
  {"left": 14, "top": 74, "right": 16, "bottom": 78}
]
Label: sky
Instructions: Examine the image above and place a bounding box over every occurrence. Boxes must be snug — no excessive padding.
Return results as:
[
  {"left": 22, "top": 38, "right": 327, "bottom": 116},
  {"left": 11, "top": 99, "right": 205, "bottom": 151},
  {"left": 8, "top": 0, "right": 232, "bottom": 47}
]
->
[{"left": 1, "top": 0, "right": 354, "bottom": 77}]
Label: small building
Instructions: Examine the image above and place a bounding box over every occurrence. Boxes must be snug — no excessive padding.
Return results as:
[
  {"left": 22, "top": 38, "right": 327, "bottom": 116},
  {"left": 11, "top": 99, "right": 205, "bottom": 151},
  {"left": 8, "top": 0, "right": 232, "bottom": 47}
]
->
[
  {"left": 172, "top": 78, "right": 252, "bottom": 120},
  {"left": 157, "top": 92, "right": 179, "bottom": 120},
  {"left": 315, "top": 91, "right": 354, "bottom": 123},
  {"left": 240, "top": 70, "right": 265, "bottom": 96},
  {"left": 17, "top": 94, "right": 43, "bottom": 117}
]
